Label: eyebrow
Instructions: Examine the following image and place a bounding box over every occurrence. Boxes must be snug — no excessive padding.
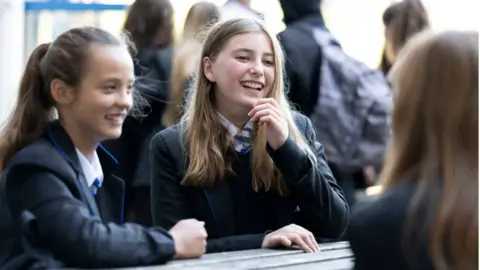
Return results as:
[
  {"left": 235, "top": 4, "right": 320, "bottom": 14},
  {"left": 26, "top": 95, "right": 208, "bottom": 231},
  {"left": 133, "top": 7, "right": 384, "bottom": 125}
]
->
[
  {"left": 233, "top": 48, "right": 273, "bottom": 57},
  {"left": 102, "top": 77, "right": 135, "bottom": 84}
]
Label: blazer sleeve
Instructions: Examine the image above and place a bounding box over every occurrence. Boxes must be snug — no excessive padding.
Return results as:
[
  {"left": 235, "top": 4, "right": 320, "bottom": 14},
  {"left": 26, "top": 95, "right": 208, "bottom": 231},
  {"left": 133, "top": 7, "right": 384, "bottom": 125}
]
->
[
  {"left": 150, "top": 133, "right": 267, "bottom": 253},
  {"left": 5, "top": 165, "right": 175, "bottom": 269},
  {"left": 267, "top": 115, "right": 349, "bottom": 238}
]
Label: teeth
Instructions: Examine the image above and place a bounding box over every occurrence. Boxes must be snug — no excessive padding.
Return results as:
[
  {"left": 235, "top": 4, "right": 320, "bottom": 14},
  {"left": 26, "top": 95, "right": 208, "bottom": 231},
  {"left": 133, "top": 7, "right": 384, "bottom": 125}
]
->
[
  {"left": 241, "top": 82, "right": 262, "bottom": 90},
  {"left": 106, "top": 115, "right": 123, "bottom": 122}
]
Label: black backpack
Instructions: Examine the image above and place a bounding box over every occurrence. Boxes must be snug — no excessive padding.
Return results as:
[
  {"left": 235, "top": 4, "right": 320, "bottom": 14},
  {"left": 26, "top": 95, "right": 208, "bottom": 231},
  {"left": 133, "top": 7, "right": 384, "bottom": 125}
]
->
[{"left": 295, "top": 23, "right": 393, "bottom": 170}]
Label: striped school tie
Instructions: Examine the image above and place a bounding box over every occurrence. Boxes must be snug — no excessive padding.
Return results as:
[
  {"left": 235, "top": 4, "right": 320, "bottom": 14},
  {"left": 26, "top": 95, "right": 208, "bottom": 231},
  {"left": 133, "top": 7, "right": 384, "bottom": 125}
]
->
[
  {"left": 234, "top": 126, "right": 253, "bottom": 154},
  {"left": 91, "top": 178, "right": 102, "bottom": 195}
]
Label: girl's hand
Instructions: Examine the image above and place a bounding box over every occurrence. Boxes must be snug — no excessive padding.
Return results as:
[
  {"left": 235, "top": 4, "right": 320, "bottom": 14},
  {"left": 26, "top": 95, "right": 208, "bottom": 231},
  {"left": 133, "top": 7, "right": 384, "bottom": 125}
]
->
[{"left": 249, "top": 98, "right": 289, "bottom": 150}]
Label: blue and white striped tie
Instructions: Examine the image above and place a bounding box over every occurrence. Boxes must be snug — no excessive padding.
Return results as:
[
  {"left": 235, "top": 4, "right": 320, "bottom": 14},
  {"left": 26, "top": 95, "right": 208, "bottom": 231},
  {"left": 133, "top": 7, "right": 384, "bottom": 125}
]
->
[{"left": 234, "top": 126, "right": 253, "bottom": 154}]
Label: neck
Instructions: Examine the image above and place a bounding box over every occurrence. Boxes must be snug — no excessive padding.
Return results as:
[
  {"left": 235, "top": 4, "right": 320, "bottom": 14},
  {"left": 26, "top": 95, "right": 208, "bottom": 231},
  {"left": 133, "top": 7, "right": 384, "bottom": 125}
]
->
[
  {"left": 217, "top": 105, "right": 250, "bottom": 129},
  {"left": 59, "top": 119, "right": 97, "bottom": 160}
]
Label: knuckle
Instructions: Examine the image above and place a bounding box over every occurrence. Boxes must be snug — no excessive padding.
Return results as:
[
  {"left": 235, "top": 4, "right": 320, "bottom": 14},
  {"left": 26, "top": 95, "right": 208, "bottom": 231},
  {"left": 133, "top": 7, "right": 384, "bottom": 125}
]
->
[{"left": 293, "top": 234, "right": 302, "bottom": 241}]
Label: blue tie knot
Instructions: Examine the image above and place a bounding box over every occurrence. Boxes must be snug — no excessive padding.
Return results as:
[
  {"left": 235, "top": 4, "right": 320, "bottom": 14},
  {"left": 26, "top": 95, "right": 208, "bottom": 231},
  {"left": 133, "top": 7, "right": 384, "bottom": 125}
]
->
[
  {"left": 91, "top": 178, "right": 102, "bottom": 195},
  {"left": 234, "top": 126, "right": 253, "bottom": 154}
]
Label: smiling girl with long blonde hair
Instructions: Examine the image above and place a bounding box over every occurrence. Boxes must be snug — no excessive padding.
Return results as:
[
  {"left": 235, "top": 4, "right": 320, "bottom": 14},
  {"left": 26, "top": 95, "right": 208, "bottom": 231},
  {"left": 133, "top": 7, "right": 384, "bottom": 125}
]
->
[{"left": 150, "top": 18, "right": 349, "bottom": 253}]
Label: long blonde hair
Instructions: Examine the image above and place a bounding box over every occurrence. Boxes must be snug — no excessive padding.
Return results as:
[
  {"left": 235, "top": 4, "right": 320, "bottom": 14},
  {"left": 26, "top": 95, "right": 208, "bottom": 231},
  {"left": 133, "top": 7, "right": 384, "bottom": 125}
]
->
[
  {"left": 381, "top": 30, "right": 478, "bottom": 270},
  {"left": 163, "top": 1, "right": 220, "bottom": 127},
  {"left": 180, "top": 18, "right": 317, "bottom": 195}
]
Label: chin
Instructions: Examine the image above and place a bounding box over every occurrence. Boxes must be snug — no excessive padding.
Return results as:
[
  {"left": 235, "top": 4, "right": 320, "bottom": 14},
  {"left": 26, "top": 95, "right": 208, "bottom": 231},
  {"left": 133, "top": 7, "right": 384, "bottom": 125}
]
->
[
  {"left": 102, "top": 129, "right": 123, "bottom": 141},
  {"left": 240, "top": 96, "right": 261, "bottom": 107}
]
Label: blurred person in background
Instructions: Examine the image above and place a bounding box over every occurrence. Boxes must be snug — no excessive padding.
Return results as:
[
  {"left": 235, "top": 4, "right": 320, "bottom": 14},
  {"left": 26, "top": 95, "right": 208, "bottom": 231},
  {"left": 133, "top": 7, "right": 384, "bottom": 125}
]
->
[
  {"left": 348, "top": 30, "right": 478, "bottom": 270},
  {"left": 163, "top": 1, "right": 220, "bottom": 127},
  {"left": 102, "top": 0, "right": 175, "bottom": 227},
  {"left": 379, "top": 0, "right": 430, "bottom": 75},
  {"left": 221, "top": 0, "right": 264, "bottom": 21},
  {"left": 278, "top": 0, "right": 386, "bottom": 208},
  {"left": 277, "top": 0, "right": 325, "bottom": 117}
]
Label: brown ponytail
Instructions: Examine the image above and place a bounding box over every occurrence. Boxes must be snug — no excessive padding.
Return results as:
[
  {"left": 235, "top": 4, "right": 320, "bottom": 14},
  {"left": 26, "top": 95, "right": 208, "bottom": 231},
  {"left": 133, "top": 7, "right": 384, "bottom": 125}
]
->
[{"left": 0, "top": 43, "right": 55, "bottom": 171}]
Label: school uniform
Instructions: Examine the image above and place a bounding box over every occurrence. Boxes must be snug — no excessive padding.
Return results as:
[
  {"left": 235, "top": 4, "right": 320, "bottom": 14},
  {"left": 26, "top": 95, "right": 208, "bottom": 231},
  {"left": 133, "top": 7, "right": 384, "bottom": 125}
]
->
[
  {"left": 0, "top": 121, "right": 175, "bottom": 269},
  {"left": 347, "top": 181, "right": 435, "bottom": 270},
  {"left": 150, "top": 112, "right": 349, "bottom": 253}
]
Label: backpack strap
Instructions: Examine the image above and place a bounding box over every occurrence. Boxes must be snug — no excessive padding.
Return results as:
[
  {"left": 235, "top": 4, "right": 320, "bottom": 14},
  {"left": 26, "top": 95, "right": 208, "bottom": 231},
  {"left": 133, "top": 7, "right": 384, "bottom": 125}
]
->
[
  {"left": 289, "top": 20, "right": 341, "bottom": 49},
  {"left": 312, "top": 28, "right": 338, "bottom": 48}
]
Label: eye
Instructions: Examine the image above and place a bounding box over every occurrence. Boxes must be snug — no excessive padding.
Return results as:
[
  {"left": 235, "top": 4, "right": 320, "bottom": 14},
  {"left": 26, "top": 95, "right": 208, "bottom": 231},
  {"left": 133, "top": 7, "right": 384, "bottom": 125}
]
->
[
  {"left": 235, "top": 55, "right": 249, "bottom": 61},
  {"left": 126, "top": 84, "right": 134, "bottom": 94},
  {"left": 263, "top": 59, "right": 274, "bottom": 66},
  {"left": 103, "top": 85, "right": 116, "bottom": 91}
]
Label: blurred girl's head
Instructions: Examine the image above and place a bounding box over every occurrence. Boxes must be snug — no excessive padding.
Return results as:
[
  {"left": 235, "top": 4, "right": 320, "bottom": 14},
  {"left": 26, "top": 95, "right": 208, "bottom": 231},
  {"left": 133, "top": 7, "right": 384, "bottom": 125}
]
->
[
  {"left": 163, "top": 1, "right": 220, "bottom": 127},
  {"left": 380, "top": 0, "right": 430, "bottom": 73},
  {"left": 382, "top": 30, "right": 478, "bottom": 270},
  {"left": 124, "top": 0, "right": 174, "bottom": 50}
]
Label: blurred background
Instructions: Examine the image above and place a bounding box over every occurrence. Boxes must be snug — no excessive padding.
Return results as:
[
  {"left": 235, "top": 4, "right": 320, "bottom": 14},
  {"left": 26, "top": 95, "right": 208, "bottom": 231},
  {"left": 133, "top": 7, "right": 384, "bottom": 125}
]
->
[{"left": 0, "top": 0, "right": 477, "bottom": 124}]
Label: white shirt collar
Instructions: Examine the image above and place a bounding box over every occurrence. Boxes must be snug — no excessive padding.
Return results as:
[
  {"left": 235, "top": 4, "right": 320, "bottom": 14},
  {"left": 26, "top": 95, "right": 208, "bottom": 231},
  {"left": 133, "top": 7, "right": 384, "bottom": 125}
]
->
[
  {"left": 217, "top": 112, "right": 254, "bottom": 153},
  {"left": 217, "top": 112, "right": 240, "bottom": 137},
  {"left": 75, "top": 149, "right": 104, "bottom": 188},
  {"left": 217, "top": 112, "right": 254, "bottom": 136}
]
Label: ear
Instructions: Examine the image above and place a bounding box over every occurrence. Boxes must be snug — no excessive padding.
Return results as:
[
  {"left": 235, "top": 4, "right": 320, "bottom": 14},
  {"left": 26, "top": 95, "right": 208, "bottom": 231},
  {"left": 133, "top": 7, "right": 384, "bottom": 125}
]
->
[
  {"left": 50, "top": 79, "right": 75, "bottom": 105},
  {"left": 203, "top": 56, "right": 216, "bottom": 82}
]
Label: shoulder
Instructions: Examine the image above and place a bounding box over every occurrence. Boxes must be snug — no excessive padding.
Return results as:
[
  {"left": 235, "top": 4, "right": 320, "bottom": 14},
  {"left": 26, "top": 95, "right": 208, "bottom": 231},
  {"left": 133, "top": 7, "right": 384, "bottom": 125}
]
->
[
  {"left": 7, "top": 138, "right": 66, "bottom": 171},
  {"left": 347, "top": 181, "right": 417, "bottom": 246},
  {"left": 291, "top": 112, "right": 311, "bottom": 133},
  {"left": 150, "top": 124, "right": 186, "bottom": 162},
  {"left": 351, "top": 181, "right": 416, "bottom": 222},
  {"left": 3, "top": 138, "right": 74, "bottom": 193},
  {"left": 278, "top": 25, "right": 318, "bottom": 52},
  {"left": 347, "top": 181, "right": 434, "bottom": 269},
  {"left": 151, "top": 124, "right": 183, "bottom": 148}
]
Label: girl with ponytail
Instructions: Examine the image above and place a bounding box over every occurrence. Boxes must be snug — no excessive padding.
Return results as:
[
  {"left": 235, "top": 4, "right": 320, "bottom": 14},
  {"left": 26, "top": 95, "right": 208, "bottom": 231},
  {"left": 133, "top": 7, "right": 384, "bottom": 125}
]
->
[{"left": 0, "top": 27, "right": 207, "bottom": 269}]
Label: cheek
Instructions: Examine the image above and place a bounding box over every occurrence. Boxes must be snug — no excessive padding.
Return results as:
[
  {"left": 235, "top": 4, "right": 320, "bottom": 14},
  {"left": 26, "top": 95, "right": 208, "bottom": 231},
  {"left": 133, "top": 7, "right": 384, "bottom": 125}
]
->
[
  {"left": 384, "top": 28, "right": 390, "bottom": 39},
  {"left": 80, "top": 92, "right": 114, "bottom": 113},
  {"left": 265, "top": 68, "right": 275, "bottom": 86},
  {"left": 385, "top": 41, "right": 396, "bottom": 63},
  {"left": 224, "top": 60, "right": 248, "bottom": 80}
]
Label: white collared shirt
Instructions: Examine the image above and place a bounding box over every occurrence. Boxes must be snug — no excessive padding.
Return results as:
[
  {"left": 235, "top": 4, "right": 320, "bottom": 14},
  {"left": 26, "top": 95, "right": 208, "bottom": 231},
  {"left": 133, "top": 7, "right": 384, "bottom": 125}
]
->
[
  {"left": 75, "top": 149, "right": 104, "bottom": 188},
  {"left": 217, "top": 112, "right": 254, "bottom": 153}
]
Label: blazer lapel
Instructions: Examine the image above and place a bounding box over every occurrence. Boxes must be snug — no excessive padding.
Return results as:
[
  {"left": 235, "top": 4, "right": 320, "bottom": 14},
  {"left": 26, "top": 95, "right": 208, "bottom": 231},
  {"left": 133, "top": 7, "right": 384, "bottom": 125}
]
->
[
  {"left": 46, "top": 121, "right": 101, "bottom": 218},
  {"left": 96, "top": 144, "right": 125, "bottom": 224},
  {"left": 178, "top": 126, "right": 236, "bottom": 237},
  {"left": 95, "top": 174, "right": 125, "bottom": 224}
]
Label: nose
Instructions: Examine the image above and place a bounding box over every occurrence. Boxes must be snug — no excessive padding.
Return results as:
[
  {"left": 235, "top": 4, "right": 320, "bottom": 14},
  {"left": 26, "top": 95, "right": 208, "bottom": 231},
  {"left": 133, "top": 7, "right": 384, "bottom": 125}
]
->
[
  {"left": 249, "top": 59, "right": 264, "bottom": 77},
  {"left": 117, "top": 87, "right": 133, "bottom": 112}
]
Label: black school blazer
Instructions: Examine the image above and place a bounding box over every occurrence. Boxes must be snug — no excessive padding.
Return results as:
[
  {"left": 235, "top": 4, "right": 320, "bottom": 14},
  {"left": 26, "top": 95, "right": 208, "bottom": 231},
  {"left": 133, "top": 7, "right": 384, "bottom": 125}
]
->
[
  {"left": 150, "top": 112, "right": 349, "bottom": 253},
  {"left": 0, "top": 121, "right": 174, "bottom": 269}
]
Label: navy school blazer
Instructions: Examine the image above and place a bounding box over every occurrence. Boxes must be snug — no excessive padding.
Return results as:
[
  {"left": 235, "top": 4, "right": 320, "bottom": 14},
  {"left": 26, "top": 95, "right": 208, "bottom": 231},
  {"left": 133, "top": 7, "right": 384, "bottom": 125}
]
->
[
  {"left": 150, "top": 112, "right": 350, "bottom": 253},
  {"left": 0, "top": 121, "right": 175, "bottom": 269}
]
